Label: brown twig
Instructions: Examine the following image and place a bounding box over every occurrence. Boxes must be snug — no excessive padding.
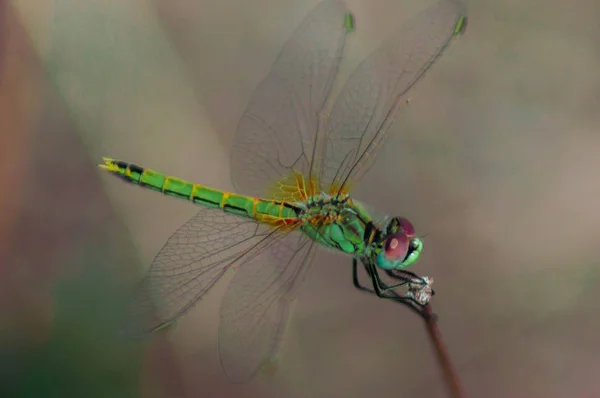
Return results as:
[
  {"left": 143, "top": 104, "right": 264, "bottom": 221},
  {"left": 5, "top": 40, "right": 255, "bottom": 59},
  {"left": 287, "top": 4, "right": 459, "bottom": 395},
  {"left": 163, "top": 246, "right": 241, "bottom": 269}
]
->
[
  {"left": 422, "top": 305, "right": 466, "bottom": 398},
  {"left": 364, "top": 265, "right": 466, "bottom": 397}
]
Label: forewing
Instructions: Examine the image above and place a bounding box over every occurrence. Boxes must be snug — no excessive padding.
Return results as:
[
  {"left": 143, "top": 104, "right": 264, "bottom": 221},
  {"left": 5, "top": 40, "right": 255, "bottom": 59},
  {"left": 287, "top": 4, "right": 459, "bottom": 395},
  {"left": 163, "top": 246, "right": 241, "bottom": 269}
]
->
[
  {"left": 320, "top": 0, "right": 467, "bottom": 195},
  {"left": 218, "top": 232, "right": 316, "bottom": 383},
  {"left": 230, "top": 0, "right": 351, "bottom": 197},
  {"left": 122, "top": 207, "right": 282, "bottom": 337}
]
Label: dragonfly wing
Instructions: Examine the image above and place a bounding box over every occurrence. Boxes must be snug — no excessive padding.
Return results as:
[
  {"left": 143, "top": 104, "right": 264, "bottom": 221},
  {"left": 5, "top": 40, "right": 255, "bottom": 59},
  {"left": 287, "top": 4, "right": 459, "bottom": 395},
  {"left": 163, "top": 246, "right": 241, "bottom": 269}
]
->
[
  {"left": 218, "top": 232, "right": 315, "bottom": 383},
  {"left": 231, "top": 0, "right": 351, "bottom": 197},
  {"left": 320, "top": 0, "right": 467, "bottom": 195},
  {"left": 122, "top": 207, "right": 283, "bottom": 337}
]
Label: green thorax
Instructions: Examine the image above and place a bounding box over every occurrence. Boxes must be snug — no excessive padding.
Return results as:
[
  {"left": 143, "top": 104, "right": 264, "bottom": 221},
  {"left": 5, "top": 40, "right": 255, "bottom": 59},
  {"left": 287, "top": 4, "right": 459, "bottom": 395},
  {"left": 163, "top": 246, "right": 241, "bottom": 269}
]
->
[{"left": 298, "top": 195, "right": 372, "bottom": 256}]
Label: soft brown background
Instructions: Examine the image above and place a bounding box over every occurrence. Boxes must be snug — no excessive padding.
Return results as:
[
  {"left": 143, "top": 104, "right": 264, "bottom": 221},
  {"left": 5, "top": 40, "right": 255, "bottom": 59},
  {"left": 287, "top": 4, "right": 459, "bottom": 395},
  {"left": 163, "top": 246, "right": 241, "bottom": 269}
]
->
[{"left": 5, "top": 0, "right": 600, "bottom": 397}]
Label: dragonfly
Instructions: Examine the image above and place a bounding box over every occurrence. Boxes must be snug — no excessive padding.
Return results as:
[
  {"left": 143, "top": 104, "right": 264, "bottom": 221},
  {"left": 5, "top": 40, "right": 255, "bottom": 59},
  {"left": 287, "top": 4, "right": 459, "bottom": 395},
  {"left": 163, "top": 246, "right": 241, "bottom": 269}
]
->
[{"left": 99, "top": 0, "right": 467, "bottom": 383}]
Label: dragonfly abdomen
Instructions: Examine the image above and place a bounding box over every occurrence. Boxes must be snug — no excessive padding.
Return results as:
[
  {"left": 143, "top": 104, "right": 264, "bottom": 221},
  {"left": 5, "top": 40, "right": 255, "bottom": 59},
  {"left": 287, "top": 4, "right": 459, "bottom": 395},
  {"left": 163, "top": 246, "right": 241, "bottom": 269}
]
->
[{"left": 99, "top": 158, "right": 300, "bottom": 226}]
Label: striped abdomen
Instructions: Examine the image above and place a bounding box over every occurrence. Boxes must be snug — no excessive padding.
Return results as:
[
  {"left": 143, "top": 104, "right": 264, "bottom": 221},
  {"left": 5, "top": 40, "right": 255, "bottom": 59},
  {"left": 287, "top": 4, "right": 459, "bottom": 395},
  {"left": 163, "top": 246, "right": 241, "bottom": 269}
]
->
[{"left": 99, "top": 158, "right": 300, "bottom": 227}]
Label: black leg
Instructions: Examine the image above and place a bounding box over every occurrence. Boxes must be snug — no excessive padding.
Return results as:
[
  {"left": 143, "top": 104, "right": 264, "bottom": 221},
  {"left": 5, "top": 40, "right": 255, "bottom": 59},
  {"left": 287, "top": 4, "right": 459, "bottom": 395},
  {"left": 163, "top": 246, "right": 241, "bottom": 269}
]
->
[
  {"left": 364, "top": 260, "right": 412, "bottom": 300},
  {"left": 352, "top": 258, "right": 431, "bottom": 319},
  {"left": 352, "top": 257, "right": 377, "bottom": 294},
  {"left": 380, "top": 279, "right": 410, "bottom": 292},
  {"left": 386, "top": 269, "right": 419, "bottom": 280},
  {"left": 385, "top": 268, "right": 436, "bottom": 297},
  {"left": 352, "top": 258, "right": 423, "bottom": 307}
]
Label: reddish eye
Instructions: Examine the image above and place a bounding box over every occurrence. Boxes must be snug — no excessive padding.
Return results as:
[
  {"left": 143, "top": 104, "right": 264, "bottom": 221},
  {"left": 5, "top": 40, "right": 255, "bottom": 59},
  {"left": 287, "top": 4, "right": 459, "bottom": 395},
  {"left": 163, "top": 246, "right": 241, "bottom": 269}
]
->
[
  {"left": 397, "top": 217, "right": 415, "bottom": 238},
  {"left": 384, "top": 232, "right": 409, "bottom": 261}
]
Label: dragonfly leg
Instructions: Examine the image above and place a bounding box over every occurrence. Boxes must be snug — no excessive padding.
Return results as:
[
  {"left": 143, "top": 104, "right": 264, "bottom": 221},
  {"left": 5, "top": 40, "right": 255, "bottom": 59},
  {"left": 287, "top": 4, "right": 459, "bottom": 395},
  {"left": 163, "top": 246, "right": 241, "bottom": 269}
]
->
[
  {"left": 380, "top": 279, "right": 410, "bottom": 292},
  {"left": 385, "top": 269, "right": 419, "bottom": 280},
  {"left": 365, "top": 261, "right": 411, "bottom": 299},
  {"left": 353, "top": 257, "right": 403, "bottom": 297},
  {"left": 352, "top": 259, "right": 418, "bottom": 302},
  {"left": 352, "top": 258, "right": 433, "bottom": 319},
  {"left": 385, "top": 269, "right": 436, "bottom": 297},
  {"left": 352, "top": 258, "right": 406, "bottom": 297},
  {"left": 352, "top": 257, "right": 377, "bottom": 295}
]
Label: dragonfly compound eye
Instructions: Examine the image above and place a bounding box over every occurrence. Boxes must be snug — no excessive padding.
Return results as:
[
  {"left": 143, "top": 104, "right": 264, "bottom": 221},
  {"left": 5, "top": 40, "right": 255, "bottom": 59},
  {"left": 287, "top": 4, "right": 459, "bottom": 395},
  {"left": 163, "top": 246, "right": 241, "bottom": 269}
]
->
[
  {"left": 375, "top": 232, "right": 409, "bottom": 270},
  {"left": 396, "top": 217, "right": 415, "bottom": 238},
  {"left": 387, "top": 216, "right": 416, "bottom": 238}
]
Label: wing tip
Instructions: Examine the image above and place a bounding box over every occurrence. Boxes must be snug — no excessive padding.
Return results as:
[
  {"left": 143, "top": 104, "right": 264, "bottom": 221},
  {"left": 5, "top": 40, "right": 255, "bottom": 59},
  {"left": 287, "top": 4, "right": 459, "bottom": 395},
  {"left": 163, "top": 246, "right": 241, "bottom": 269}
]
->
[{"left": 454, "top": 14, "right": 468, "bottom": 36}]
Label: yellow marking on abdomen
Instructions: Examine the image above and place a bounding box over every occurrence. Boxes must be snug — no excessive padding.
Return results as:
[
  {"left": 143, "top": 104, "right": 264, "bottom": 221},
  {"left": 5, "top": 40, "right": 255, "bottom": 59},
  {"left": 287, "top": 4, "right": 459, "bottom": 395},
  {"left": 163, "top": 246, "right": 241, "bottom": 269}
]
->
[
  {"left": 220, "top": 191, "right": 230, "bottom": 209},
  {"left": 190, "top": 184, "right": 199, "bottom": 200},
  {"left": 252, "top": 198, "right": 259, "bottom": 218},
  {"left": 162, "top": 176, "right": 172, "bottom": 192}
]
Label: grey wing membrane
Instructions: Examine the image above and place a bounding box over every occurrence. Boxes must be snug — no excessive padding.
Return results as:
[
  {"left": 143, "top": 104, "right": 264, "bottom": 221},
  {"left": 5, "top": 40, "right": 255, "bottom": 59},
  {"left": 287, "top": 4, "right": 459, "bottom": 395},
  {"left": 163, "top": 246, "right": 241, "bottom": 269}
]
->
[
  {"left": 219, "top": 232, "right": 315, "bottom": 383},
  {"left": 122, "top": 207, "right": 281, "bottom": 337},
  {"left": 230, "top": 0, "right": 351, "bottom": 198},
  {"left": 320, "top": 0, "right": 467, "bottom": 195},
  {"left": 216, "top": 0, "right": 352, "bottom": 382}
]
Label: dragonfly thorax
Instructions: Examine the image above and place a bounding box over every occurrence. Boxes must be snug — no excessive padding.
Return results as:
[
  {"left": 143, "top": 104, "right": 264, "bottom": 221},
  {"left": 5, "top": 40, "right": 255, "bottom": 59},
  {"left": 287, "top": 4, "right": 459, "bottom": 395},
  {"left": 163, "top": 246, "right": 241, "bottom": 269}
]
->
[
  {"left": 299, "top": 195, "right": 368, "bottom": 255},
  {"left": 298, "top": 197, "right": 423, "bottom": 270}
]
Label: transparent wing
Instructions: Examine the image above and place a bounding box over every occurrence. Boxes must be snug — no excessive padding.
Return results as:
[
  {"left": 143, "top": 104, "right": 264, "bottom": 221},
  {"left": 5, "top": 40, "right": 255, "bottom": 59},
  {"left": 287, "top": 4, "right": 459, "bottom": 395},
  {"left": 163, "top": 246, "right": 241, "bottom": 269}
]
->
[
  {"left": 230, "top": 0, "right": 351, "bottom": 197},
  {"left": 219, "top": 232, "right": 316, "bottom": 383},
  {"left": 122, "top": 207, "right": 284, "bottom": 337},
  {"left": 320, "top": 0, "right": 467, "bottom": 196}
]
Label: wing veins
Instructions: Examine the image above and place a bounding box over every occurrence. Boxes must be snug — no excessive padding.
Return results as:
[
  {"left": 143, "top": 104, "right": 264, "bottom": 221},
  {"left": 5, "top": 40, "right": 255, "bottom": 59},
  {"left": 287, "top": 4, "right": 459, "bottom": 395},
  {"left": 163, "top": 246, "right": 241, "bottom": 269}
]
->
[{"left": 147, "top": 225, "right": 287, "bottom": 330}]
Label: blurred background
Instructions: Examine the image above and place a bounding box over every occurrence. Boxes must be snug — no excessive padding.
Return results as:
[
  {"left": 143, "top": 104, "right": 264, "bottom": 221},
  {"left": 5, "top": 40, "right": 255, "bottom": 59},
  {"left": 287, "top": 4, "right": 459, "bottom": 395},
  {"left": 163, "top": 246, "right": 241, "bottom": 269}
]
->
[{"left": 2, "top": 0, "right": 600, "bottom": 397}]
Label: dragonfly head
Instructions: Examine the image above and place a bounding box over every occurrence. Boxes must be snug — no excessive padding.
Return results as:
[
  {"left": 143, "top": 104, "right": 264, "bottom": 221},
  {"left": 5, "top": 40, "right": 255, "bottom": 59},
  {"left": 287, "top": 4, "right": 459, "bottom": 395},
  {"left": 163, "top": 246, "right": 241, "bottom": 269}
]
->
[{"left": 374, "top": 217, "right": 423, "bottom": 270}]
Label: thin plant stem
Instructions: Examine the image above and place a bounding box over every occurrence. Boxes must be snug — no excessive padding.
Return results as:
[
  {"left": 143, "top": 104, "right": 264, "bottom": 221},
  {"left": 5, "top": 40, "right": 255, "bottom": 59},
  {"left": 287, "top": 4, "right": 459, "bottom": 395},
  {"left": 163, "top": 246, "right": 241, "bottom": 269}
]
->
[
  {"left": 357, "top": 261, "right": 466, "bottom": 397},
  {"left": 422, "top": 305, "right": 466, "bottom": 398}
]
